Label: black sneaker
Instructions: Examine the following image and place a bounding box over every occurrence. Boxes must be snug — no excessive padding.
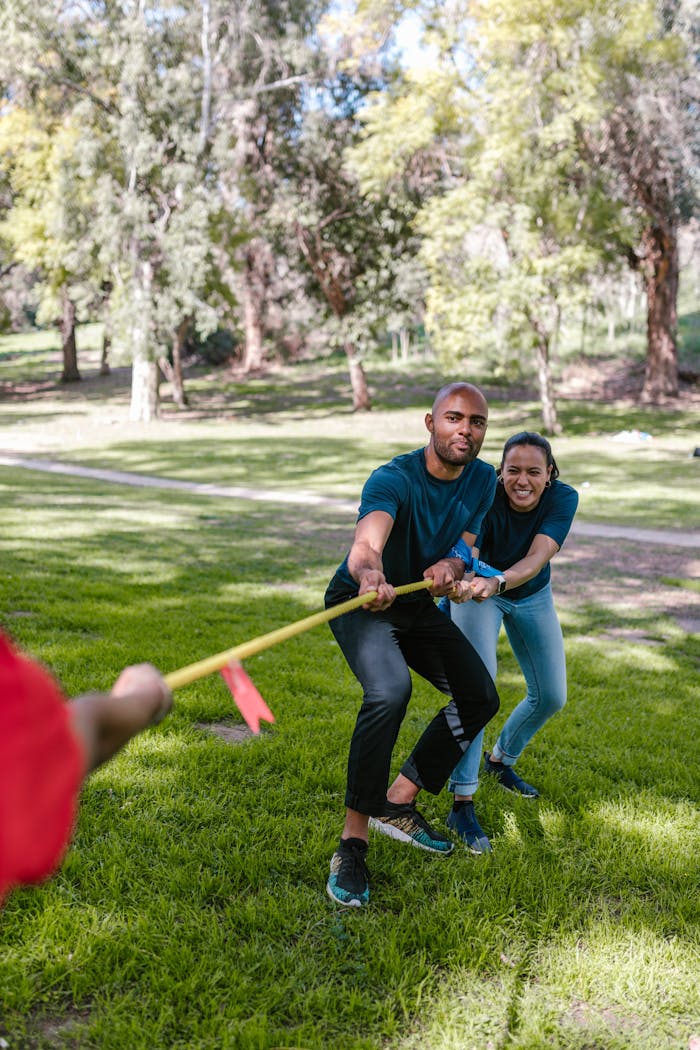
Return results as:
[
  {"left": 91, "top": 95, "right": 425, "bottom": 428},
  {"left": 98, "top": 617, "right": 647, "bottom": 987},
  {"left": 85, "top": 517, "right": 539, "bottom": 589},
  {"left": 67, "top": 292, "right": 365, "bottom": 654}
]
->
[
  {"left": 326, "top": 837, "right": 370, "bottom": 907},
  {"left": 447, "top": 801, "right": 492, "bottom": 854},
  {"left": 484, "top": 751, "right": 539, "bottom": 798},
  {"left": 369, "top": 801, "right": 454, "bottom": 854}
]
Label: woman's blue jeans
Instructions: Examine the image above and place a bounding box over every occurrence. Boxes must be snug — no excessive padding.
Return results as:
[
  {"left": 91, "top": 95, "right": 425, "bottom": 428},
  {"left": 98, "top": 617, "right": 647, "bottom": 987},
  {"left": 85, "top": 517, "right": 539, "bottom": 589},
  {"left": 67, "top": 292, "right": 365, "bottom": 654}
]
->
[{"left": 445, "top": 583, "right": 567, "bottom": 795}]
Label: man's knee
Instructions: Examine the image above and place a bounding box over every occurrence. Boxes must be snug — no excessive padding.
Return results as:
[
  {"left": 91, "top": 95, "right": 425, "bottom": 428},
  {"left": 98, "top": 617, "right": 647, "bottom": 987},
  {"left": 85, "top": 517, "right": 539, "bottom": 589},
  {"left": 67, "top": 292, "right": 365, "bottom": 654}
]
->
[{"left": 361, "top": 678, "right": 412, "bottom": 723}]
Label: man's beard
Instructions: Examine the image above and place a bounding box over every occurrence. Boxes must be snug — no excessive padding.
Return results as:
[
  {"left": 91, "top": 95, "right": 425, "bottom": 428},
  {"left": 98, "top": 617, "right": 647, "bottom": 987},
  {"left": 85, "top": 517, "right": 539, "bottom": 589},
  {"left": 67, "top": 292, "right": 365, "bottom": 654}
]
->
[{"left": 432, "top": 435, "right": 477, "bottom": 466}]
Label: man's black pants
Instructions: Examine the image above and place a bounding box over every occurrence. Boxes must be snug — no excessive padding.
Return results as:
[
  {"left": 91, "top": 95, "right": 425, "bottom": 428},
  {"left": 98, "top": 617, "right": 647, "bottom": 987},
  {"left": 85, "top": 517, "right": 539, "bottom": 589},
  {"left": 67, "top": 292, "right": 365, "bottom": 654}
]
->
[{"left": 325, "top": 576, "right": 500, "bottom": 816}]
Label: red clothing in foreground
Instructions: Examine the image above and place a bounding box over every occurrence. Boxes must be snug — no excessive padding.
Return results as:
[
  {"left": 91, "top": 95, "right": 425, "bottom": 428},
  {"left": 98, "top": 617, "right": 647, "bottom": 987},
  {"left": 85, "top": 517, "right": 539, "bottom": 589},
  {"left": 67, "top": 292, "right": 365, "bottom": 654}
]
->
[{"left": 0, "top": 633, "right": 84, "bottom": 904}]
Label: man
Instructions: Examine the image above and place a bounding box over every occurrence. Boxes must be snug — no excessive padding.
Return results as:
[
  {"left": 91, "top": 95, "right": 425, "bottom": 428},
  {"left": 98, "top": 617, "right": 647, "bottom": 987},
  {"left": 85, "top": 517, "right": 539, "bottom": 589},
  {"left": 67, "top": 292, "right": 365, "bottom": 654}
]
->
[
  {"left": 0, "top": 630, "right": 172, "bottom": 905},
  {"left": 324, "top": 382, "right": 500, "bottom": 907}
]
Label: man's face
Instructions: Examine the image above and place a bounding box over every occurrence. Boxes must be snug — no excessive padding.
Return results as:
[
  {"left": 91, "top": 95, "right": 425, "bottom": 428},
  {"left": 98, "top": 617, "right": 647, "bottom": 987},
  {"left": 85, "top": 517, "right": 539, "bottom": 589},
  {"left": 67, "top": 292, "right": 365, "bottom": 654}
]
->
[{"left": 426, "top": 390, "right": 488, "bottom": 467}]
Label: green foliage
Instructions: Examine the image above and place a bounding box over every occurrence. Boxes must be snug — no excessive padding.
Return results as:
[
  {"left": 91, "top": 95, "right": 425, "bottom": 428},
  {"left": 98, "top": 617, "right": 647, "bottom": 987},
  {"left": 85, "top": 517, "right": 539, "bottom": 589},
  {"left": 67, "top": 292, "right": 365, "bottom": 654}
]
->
[
  {"left": 346, "top": 0, "right": 698, "bottom": 419},
  {"left": 0, "top": 0, "right": 697, "bottom": 417},
  {"left": 0, "top": 104, "right": 102, "bottom": 323}
]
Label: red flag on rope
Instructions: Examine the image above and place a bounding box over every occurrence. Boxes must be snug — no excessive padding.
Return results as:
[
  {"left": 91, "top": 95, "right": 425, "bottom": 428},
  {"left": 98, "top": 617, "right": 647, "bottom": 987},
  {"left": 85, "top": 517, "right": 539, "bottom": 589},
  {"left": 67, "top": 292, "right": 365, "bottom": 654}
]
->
[{"left": 220, "top": 662, "right": 275, "bottom": 735}]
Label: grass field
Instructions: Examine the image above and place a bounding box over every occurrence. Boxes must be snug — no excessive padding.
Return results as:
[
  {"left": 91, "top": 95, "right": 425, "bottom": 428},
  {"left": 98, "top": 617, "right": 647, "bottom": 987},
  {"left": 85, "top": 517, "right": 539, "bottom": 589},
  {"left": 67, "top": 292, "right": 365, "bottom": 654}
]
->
[{"left": 0, "top": 336, "right": 699, "bottom": 1049}]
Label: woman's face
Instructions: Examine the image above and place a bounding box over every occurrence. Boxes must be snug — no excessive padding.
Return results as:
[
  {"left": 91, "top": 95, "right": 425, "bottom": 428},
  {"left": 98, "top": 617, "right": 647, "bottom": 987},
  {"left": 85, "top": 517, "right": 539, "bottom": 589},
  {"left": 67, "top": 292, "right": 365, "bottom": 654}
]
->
[{"left": 501, "top": 444, "right": 552, "bottom": 512}]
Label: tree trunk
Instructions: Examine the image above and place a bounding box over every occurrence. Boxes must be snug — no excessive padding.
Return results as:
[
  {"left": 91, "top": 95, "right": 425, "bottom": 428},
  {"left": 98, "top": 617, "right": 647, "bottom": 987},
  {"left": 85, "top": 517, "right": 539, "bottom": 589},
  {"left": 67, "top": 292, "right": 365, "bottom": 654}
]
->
[
  {"left": 579, "top": 303, "right": 587, "bottom": 354},
  {"left": 400, "top": 327, "right": 410, "bottom": 361},
  {"left": 60, "top": 294, "right": 81, "bottom": 383},
  {"left": 345, "top": 342, "right": 371, "bottom": 411},
  {"left": 240, "top": 243, "right": 266, "bottom": 372},
  {"left": 295, "top": 222, "right": 372, "bottom": 410},
  {"left": 242, "top": 292, "right": 264, "bottom": 371},
  {"left": 607, "top": 304, "right": 615, "bottom": 352},
  {"left": 130, "top": 357, "right": 160, "bottom": 422},
  {"left": 168, "top": 317, "right": 190, "bottom": 407},
  {"left": 129, "top": 261, "right": 159, "bottom": 421},
  {"left": 100, "top": 329, "right": 111, "bottom": 376},
  {"left": 639, "top": 223, "right": 679, "bottom": 402},
  {"left": 623, "top": 271, "right": 639, "bottom": 322},
  {"left": 533, "top": 337, "right": 560, "bottom": 435}
]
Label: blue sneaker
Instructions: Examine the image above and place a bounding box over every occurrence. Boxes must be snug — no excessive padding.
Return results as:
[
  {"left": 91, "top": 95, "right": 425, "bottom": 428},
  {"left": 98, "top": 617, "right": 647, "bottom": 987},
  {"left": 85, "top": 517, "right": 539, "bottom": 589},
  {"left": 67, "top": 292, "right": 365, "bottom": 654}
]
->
[
  {"left": 484, "top": 752, "right": 539, "bottom": 798},
  {"left": 369, "top": 801, "right": 454, "bottom": 854},
  {"left": 447, "top": 802, "right": 492, "bottom": 854},
  {"left": 326, "top": 838, "right": 370, "bottom": 907}
]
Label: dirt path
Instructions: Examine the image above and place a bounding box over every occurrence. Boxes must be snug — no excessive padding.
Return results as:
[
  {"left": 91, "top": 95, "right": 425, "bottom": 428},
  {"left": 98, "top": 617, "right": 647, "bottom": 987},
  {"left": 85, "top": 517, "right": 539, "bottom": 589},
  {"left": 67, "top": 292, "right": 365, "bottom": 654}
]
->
[{"left": 554, "top": 534, "right": 699, "bottom": 636}]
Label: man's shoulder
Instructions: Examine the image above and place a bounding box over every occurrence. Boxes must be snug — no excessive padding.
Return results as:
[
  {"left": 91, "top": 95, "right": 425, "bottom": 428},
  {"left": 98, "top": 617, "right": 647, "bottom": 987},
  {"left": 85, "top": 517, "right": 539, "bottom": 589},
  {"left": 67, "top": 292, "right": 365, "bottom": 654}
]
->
[
  {"left": 391, "top": 448, "right": 425, "bottom": 469},
  {"left": 371, "top": 448, "right": 424, "bottom": 480},
  {"left": 460, "top": 457, "right": 497, "bottom": 488},
  {"left": 361, "top": 449, "right": 423, "bottom": 505},
  {"left": 471, "top": 458, "right": 497, "bottom": 479}
]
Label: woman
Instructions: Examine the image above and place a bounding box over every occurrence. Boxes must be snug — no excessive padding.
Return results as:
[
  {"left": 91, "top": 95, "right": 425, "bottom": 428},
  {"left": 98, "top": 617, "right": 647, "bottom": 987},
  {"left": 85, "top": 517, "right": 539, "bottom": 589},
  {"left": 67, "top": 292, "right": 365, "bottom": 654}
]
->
[{"left": 445, "top": 431, "right": 579, "bottom": 854}]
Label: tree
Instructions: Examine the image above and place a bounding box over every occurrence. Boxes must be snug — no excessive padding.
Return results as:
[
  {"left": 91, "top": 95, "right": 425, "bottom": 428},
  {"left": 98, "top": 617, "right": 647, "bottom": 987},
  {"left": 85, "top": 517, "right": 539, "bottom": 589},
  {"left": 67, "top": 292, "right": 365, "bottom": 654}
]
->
[
  {"left": 0, "top": 104, "right": 102, "bottom": 382},
  {"left": 346, "top": 4, "right": 595, "bottom": 431},
  {"left": 93, "top": 0, "right": 222, "bottom": 420},
  {"left": 577, "top": 0, "right": 700, "bottom": 401},
  {"left": 0, "top": 0, "right": 227, "bottom": 419},
  {"left": 268, "top": 41, "right": 427, "bottom": 410},
  {"left": 203, "top": 0, "right": 328, "bottom": 375},
  {"left": 346, "top": 0, "right": 699, "bottom": 426}
]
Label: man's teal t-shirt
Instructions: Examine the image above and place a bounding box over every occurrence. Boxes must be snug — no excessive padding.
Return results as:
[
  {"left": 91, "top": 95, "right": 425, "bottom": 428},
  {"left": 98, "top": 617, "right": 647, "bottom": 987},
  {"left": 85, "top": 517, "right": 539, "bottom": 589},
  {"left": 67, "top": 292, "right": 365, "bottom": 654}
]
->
[{"left": 334, "top": 448, "right": 497, "bottom": 592}]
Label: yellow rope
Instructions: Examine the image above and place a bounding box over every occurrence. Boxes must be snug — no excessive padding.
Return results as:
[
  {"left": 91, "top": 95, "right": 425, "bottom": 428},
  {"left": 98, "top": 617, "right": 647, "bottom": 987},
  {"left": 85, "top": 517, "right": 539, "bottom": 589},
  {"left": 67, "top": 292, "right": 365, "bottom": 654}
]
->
[{"left": 164, "top": 579, "right": 432, "bottom": 689}]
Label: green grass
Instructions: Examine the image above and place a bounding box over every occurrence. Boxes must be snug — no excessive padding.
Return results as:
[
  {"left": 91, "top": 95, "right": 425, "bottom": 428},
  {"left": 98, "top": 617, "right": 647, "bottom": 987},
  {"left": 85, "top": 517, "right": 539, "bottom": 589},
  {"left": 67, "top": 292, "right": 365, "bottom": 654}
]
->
[
  {"left": 660, "top": 576, "right": 700, "bottom": 592},
  {"left": 0, "top": 324, "right": 104, "bottom": 380},
  {"left": 0, "top": 334, "right": 699, "bottom": 1048},
  {"left": 0, "top": 465, "right": 698, "bottom": 1048}
]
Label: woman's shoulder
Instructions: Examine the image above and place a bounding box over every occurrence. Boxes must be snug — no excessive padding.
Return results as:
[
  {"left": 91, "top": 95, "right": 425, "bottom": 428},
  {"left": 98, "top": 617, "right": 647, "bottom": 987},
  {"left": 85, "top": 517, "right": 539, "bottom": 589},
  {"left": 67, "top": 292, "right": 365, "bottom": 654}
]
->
[{"left": 551, "top": 479, "right": 579, "bottom": 508}]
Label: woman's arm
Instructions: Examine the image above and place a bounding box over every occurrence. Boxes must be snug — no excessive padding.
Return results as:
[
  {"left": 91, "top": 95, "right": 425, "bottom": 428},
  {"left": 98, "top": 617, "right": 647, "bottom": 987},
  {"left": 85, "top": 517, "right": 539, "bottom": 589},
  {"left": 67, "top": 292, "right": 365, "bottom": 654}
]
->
[{"left": 470, "top": 533, "right": 560, "bottom": 600}]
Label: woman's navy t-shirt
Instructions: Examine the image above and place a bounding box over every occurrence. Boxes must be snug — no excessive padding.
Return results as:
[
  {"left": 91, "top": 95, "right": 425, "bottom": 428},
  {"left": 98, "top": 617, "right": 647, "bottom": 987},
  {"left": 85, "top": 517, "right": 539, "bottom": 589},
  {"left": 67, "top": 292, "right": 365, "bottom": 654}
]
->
[{"left": 477, "top": 479, "right": 579, "bottom": 600}]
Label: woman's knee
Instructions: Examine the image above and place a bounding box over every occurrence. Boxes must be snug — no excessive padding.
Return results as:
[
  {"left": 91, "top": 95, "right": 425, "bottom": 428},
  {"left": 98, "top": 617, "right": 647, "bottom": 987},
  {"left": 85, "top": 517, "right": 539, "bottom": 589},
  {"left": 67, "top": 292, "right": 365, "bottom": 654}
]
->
[
  {"left": 530, "top": 689, "right": 566, "bottom": 717},
  {"left": 549, "top": 691, "right": 566, "bottom": 715}
]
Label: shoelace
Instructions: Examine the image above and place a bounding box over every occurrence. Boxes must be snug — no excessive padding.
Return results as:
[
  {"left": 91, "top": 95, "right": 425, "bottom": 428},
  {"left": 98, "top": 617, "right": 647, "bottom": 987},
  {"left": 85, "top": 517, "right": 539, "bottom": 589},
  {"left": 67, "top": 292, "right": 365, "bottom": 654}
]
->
[
  {"left": 407, "top": 806, "right": 433, "bottom": 833},
  {"left": 341, "top": 843, "right": 369, "bottom": 881},
  {"left": 386, "top": 802, "right": 433, "bottom": 833}
]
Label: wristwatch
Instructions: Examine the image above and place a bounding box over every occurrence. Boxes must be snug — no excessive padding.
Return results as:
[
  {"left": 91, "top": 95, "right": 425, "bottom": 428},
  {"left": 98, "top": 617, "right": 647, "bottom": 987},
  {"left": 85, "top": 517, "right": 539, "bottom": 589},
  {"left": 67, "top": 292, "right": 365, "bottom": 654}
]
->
[{"left": 495, "top": 574, "right": 507, "bottom": 595}]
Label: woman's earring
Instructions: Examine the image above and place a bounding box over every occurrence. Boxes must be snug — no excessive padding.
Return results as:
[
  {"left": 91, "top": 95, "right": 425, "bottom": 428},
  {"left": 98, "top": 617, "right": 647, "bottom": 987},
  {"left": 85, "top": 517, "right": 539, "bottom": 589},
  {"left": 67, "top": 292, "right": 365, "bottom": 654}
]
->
[{"left": 545, "top": 479, "right": 552, "bottom": 487}]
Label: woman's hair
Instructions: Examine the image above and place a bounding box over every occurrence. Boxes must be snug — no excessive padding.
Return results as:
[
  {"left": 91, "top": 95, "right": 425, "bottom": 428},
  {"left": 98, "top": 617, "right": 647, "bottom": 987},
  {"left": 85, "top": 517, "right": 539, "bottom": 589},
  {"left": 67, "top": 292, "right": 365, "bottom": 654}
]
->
[{"left": 498, "top": 431, "right": 560, "bottom": 481}]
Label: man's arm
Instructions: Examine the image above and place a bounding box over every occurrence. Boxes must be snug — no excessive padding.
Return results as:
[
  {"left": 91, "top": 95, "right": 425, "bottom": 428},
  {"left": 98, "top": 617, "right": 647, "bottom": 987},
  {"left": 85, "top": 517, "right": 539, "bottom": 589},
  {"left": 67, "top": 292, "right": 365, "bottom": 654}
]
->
[
  {"left": 346, "top": 510, "right": 397, "bottom": 611},
  {"left": 425, "top": 530, "right": 479, "bottom": 597},
  {"left": 69, "top": 663, "right": 173, "bottom": 773}
]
